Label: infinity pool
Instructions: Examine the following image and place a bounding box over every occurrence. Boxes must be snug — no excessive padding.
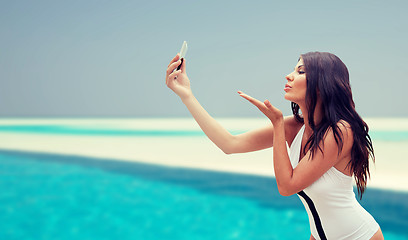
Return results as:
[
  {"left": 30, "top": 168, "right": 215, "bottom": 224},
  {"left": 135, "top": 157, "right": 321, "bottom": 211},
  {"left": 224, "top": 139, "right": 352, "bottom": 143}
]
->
[{"left": 0, "top": 150, "right": 407, "bottom": 239}]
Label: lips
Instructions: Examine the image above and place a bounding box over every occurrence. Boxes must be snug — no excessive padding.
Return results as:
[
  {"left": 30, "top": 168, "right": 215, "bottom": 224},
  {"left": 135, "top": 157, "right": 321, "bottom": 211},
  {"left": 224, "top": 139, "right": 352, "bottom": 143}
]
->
[{"left": 284, "top": 84, "right": 292, "bottom": 92}]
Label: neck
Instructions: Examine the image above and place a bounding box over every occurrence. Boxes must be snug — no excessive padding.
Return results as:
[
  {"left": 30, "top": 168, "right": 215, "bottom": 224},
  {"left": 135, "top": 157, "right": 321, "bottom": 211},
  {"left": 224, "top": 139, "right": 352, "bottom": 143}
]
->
[{"left": 298, "top": 100, "right": 323, "bottom": 136}]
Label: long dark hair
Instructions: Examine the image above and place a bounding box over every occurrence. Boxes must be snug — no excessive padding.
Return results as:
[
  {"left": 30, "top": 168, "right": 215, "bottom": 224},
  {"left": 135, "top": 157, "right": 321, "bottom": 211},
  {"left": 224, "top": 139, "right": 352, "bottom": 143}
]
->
[{"left": 291, "top": 52, "right": 374, "bottom": 199}]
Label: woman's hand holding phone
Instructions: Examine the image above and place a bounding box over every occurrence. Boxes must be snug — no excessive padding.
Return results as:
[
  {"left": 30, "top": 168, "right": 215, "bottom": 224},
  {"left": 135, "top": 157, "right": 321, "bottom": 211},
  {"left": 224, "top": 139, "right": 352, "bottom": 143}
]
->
[{"left": 165, "top": 41, "right": 192, "bottom": 100}]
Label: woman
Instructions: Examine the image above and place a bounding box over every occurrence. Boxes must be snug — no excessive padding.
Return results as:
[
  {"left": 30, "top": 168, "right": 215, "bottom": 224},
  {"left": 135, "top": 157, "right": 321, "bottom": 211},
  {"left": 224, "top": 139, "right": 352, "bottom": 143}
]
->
[{"left": 165, "top": 51, "right": 383, "bottom": 240}]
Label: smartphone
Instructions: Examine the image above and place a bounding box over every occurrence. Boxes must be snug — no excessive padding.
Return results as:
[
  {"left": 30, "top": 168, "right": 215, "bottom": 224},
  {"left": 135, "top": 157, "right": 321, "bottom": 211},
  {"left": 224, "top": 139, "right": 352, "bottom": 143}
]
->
[{"left": 177, "top": 41, "right": 188, "bottom": 70}]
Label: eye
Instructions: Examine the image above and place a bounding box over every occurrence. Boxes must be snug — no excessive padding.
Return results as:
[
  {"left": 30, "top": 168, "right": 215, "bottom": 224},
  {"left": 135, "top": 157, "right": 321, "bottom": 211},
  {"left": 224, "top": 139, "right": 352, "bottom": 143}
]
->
[{"left": 298, "top": 71, "right": 305, "bottom": 74}]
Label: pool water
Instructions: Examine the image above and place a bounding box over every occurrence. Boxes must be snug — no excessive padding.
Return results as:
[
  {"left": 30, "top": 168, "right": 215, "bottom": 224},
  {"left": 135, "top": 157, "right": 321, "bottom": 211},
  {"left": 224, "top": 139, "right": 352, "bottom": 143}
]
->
[{"left": 1, "top": 151, "right": 407, "bottom": 240}]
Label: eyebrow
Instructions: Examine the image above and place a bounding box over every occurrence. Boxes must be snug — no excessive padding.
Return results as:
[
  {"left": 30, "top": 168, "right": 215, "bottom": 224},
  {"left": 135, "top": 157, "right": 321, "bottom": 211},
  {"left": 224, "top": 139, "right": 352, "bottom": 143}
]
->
[{"left": 294, "top": 65, "right": 304, "bottom": 71}]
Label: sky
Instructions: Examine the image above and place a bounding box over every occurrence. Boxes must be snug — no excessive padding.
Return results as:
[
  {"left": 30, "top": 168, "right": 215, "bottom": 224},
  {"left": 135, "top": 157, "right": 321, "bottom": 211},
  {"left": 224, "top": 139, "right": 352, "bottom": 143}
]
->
[{"left": 0, "top": 0, "right": 407, "bottom": 118}]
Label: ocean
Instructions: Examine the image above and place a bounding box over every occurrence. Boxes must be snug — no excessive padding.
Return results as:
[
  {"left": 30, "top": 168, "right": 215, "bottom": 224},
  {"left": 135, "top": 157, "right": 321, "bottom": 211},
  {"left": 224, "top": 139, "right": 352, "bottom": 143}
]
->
[{"left": 0, "top": 118, "right": 407, "bottom": 239}]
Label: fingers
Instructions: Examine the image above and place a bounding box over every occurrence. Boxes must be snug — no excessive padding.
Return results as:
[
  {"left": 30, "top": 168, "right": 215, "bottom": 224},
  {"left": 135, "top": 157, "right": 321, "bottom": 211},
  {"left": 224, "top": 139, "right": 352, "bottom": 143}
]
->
[
  {"left": 237, "top": 91, "right": 251, "bottom": 101},
  {"left": 264, "top": 100, "right": 280, "bottom": 113},
  {"left": 264, "top": 99, "right": 272, "bottom": 108},
  {"left": 165, "top": 55, "right": 181, "bottom": 83},
  {"left": 168, "top": 70, "right": 181, "bottom": 82},
  {"left": 166, "top": 69, "right": 182, "bottom": 86},
  {"left": 237, "top": 91, "right": 283, "bottom": 123},
  {"left": 168, "top": 54, "right": 180, "bottom": 68},
  {"left": 166, "top": 59, "right": 182, "bottom": 77},
  {"left": 238, "top": 91, "right": 263, "bottom": 107},
  {"left": 238, "top": 90, "right": 274, "bottom": 113},
  {"left": 238, "top": 91, "right": 273, "bottom": 108}
]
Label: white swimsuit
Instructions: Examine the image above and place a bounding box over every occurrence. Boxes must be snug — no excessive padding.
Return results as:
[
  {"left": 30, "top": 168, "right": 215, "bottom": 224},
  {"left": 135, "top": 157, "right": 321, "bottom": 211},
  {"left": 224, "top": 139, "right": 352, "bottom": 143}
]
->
[{"left": 289, "top": 125, "right": 380, "bottom": 240}]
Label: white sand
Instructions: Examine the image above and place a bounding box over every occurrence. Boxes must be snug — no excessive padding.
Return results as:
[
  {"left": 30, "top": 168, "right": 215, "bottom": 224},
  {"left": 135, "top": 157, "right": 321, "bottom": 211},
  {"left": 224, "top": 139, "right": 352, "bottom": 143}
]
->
[
  {"left": 0, "top": 118, "right": 407, "bottom": 192},
  {"left": 0, "top": 132, "right": 275, "bottom": 176}
]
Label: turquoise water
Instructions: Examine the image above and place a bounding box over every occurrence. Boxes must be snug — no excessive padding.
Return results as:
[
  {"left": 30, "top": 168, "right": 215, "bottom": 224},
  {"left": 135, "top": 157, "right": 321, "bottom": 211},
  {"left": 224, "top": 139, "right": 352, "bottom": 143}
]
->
[
  {"left": 1, "top": 151, "right": 407, "bottom": 240},
  {"left": 0, "top": 125, "right": 206, "bottom": 136},
  {"left": 0, "top": 152, "right": 309, "bottom": 240},
  {"left": 0, "top": 124, "right": 408, "bottom": 141}
]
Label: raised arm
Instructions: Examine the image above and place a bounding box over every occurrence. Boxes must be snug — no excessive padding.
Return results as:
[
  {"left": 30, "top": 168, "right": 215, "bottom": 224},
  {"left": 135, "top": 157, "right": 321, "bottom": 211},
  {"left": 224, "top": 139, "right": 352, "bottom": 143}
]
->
[{"left": 165, "top": 54, "right": 291, "bottom": 154}]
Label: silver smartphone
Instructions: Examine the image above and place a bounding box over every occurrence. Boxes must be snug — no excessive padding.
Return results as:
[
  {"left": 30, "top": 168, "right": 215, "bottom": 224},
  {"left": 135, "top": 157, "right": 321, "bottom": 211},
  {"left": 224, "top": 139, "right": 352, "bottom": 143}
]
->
[{"left": 177, "top": 41, "right": 188, "bottom": 70}]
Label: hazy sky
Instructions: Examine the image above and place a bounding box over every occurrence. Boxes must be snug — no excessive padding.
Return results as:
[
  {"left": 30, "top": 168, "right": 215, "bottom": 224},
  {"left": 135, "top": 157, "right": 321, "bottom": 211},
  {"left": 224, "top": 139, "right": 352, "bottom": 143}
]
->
[{"left": 1, "top": 0, "right": 407, "bottom": 118}]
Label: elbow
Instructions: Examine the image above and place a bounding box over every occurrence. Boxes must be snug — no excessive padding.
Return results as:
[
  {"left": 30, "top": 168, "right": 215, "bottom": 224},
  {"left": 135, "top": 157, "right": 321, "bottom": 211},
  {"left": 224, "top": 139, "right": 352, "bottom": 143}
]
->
[
  {"left": 213, "top": 143, "right": 235, "bottom": 155},
  {"left": 277, "top": 186, "right": 292, "bottom": 196},
  {"left": 221, "top": 148, "right": 235, "bottom": 155},
  {"left": 277, "top": 182, "right": 296, "bottom": 196},
  {"left": 278, "top": 188, "right": 292, "bottom": 197},
  {"left": 220, "top": 138, "right": 238, "bottom": 155}
]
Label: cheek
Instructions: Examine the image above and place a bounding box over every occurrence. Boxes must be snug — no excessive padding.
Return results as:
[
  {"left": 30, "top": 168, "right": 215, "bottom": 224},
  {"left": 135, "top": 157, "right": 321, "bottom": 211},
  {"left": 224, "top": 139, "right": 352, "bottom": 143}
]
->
[
  {"left": 295, "top": 76, "right": 307, "bottom": 89},
  {"left": 301, "top": 76, "right": 308, "bottom": 88}
]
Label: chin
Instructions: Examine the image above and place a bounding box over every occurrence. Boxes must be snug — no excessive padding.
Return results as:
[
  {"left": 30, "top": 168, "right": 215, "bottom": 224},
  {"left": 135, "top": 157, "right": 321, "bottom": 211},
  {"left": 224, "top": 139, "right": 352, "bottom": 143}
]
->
[{"left": 284, "top": 94, "right": 303, "bottom": 105}]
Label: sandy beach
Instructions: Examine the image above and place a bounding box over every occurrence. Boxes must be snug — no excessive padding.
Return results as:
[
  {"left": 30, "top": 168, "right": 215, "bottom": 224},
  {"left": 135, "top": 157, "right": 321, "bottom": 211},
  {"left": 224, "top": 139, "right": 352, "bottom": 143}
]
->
[{"left": 0, "top": 118, "right": 407, "bottom": 192}]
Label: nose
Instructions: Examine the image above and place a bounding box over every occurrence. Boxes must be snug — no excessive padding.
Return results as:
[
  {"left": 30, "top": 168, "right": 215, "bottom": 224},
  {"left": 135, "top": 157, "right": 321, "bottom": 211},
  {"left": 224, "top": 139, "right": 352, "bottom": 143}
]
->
[{"left": 286, "top": 73, "right": 293, "bottom": 81}]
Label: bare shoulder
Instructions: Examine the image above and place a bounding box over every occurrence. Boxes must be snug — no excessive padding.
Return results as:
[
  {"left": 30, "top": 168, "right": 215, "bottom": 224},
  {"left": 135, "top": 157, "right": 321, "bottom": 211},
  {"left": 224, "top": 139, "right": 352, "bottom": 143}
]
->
[
  {"left": 334, "top": 120, "right": 353, "bottom": 141},
  {"left": 284, "top": 115, "right": 303, "bottom": 146},
  {"left": 337, "top": 120, "right": 353, "bottom": 147},
  {"left": 324, "top": 120, "right": 354, "bottom": 157}
]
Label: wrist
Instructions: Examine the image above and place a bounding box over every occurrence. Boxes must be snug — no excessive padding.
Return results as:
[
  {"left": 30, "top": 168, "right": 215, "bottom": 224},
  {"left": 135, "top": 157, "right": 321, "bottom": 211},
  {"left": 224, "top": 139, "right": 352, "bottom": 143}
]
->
[
  {"left": 272, "top": 117, "right": 284, "bottom": 127},
  {"left": 180, "top": 92, "right": 195, "bottom": 103}
]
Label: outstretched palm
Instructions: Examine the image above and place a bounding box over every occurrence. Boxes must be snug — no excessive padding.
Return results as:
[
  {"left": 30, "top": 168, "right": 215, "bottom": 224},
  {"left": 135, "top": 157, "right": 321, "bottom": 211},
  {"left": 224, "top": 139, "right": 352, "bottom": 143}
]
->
[{"left": 238, "top": 91, "right": 283, "bottom": 124}]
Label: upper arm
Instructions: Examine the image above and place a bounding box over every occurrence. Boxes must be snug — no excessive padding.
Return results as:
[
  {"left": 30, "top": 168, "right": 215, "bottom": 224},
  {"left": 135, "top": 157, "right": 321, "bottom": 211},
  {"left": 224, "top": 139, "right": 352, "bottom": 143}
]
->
[
  {"left": 284, "top": 122, "right": 353, "bottom": 195},
  {"left": 228, "top": 115, "right": 302, "bottom": 154}
]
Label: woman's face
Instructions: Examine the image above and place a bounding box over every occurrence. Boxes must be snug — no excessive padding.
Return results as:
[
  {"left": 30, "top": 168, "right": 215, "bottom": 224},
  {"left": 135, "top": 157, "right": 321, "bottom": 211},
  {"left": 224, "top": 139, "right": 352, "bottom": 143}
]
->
[{"left": 284, "top": 58, "right": 307, "bottom": 105}]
